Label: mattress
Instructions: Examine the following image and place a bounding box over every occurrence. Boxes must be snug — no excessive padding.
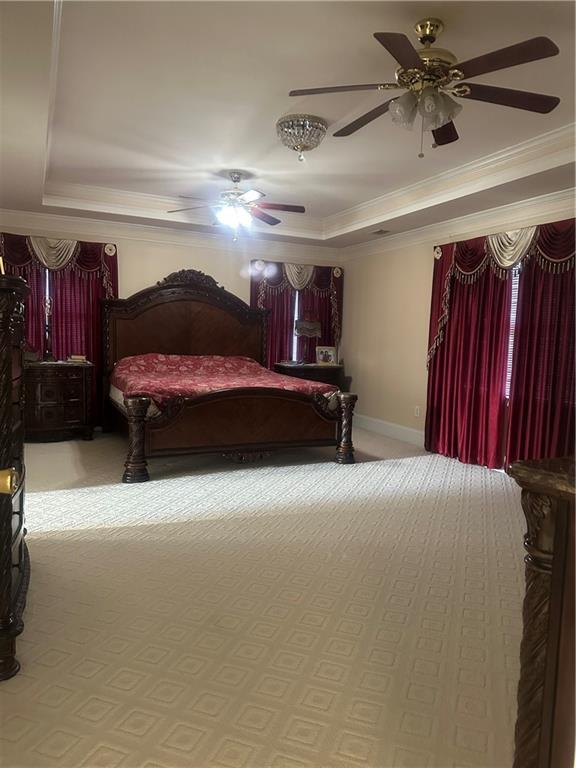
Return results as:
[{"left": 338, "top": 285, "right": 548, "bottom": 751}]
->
[{"left": 110, "top": 353, "right": 338, "bottom": 412}]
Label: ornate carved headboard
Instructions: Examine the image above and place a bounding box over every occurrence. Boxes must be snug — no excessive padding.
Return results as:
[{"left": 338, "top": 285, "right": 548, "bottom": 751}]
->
[{"left": 103, "top": 270, "right": 268, "bottom": 378}]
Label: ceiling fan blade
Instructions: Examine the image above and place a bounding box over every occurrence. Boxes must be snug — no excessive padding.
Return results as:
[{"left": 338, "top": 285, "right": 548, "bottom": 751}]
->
[
  {"left": 167, "top": 204, "right": 210, "bottom": 213},
  {"left": 238, "top": 189, "right": 265, "bottom": 203},
  {"left": 290, "top": 83, "right": 398, "bottom": 96},
  {"left": 333, "top": 98, "right": 395, "bottom": 137},
  {"left": 432, "top": 122, "right": 459, "bottom": 146},
  {"left": 459, "top": 83, "right": 560, "bottom": 113},
  {"left": 257, "top": 203, "right": 305, "bottom": 213},
  {"left": 456, "top": 37, "right": 559, "bottom": 80},
  {"left": 373, "top": 33, "right": 423, "bottom": 70},
  {"left": 251, "top": 208, "right": 281, "bottom": 226}
]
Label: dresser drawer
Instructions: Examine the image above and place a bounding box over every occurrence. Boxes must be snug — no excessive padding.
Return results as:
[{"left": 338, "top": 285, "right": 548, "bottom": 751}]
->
[
  {"left": 63, "top": 404, "right": 84, "bottom": 425},
  {"left": 39, "top": 381, "right": 61, "bottom": 404},
  {"left": 36, "top": 405, "right": 64, "bottom": 428},
  {"left": 63, "top": 380, "right": 84, "bottom": 401}
]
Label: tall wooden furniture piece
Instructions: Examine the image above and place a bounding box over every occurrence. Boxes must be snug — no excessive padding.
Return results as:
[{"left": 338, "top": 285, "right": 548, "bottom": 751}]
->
[
  {"left": 508, "top": 458, "right": 574, "bottom": 768},
  {"left": 24, "top": 361, "right": 94, "bottom": 441},
  {"left": 0, "top": 276, "right": 29, "bottom": 680}
]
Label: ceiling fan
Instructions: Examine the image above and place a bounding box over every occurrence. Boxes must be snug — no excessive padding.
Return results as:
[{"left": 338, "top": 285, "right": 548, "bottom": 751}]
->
[
  {"left": 289, "top": 19, "right": 560, "bottom": 148},
  {"left": 167, "top": 171, "right": 305, "bottom": 227}
]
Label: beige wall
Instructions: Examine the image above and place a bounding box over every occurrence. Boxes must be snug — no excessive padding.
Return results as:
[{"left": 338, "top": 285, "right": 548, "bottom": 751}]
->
[
  {"left": 341, "top": 242, "right": 434, "bottom": 433},
  {"left": 115, "top": 237, "right": 254, "bottom": 301},
  {"left": 110, "top": 235, "right": 339, "bottom": 302}
]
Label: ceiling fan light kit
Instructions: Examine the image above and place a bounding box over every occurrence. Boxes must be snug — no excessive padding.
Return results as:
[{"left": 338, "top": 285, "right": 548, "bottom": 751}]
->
[
  {"left": 419, "top": 88, "right": 462, "bottom": 131},
  {"left": 276, "top": 114, "right": 328, "bottom": 161},
  {"left": 167, "top": 170, "right": 306, "bottom": 237},
  {"left": 288, "top": 18, "right": 560, "bottom": 154},
  {"left": 215, "top": 204, "right": 252, "bottom": 229}
]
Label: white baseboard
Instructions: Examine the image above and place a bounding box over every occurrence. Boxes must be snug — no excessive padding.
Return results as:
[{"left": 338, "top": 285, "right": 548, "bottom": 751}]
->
[{"left": 355, "top": 413, "right": 425, "bottom": 448}]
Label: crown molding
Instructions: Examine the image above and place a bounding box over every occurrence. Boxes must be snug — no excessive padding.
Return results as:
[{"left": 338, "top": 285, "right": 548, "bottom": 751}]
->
[
  {"left": 0, "top": 208, "right": 343, "bottom": 264},
  {"left": 323, "top": 124, "right": 575, "bottom": 239},
  {"left": 3, "top": 184, "right": 572, "bottom": 267},
  {"left": 340, "top": 188, "right": 575, "bottom": 261},
  {"left": 42, "top": 124, "right": 574, "bottom": 246},
  {"left": 43, "top": 182, "right": 324, "bottom": 240}
]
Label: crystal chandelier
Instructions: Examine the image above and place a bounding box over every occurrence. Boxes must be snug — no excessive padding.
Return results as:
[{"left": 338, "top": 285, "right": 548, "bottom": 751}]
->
[{"left": 276, "top": 114, "right": 328, "bottom": 162}]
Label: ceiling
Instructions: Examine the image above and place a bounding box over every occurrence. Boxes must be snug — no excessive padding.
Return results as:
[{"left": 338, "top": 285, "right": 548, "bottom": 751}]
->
[{"left": 1, "top": 1, "right": 574, "bottom": 246}]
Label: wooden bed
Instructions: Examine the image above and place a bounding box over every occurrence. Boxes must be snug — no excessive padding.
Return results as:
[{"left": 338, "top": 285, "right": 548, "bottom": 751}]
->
[{"left": 103, "top": 269, "right": 357, "bottom": 482}]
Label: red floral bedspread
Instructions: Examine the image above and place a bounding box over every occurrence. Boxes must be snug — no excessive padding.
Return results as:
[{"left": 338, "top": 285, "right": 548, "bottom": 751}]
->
[{"left": 111, "top": 353, "right": 337, "bottom": 407}]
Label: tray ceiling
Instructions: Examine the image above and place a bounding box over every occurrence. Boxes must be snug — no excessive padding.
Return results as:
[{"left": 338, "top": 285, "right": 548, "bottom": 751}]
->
[{"left": 1, "top": 1, "right": 574, "bottom": 245}]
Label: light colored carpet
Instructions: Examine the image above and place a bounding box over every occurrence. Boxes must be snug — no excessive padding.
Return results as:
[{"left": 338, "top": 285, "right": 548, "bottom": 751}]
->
[{"left": 0, "top": 441, "right": 525, "bottom": 768}]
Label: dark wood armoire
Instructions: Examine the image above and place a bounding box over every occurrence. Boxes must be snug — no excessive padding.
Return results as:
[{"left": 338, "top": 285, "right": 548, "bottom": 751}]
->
[{"left": 0, "top": 275, "right": 30, "bottom": 680}]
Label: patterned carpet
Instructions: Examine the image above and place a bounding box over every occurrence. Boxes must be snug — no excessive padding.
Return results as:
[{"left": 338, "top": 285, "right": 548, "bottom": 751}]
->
[{"left": 0, "top": 451, "right": 525, "bottom": 768}]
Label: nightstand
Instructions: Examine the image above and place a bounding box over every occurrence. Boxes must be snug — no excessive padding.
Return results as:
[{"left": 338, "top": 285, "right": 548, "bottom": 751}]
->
[
  {"left": 24, "top": 361, "right": 94, "bottom": 441},
  {"left": 274, "top": 362, "right": 345, "bottom": 389}
]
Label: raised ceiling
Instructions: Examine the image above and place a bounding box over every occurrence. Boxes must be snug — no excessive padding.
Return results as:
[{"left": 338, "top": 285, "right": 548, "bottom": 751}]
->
[{"left": 1, "top": 1, "right": 574, "bottom": 246}]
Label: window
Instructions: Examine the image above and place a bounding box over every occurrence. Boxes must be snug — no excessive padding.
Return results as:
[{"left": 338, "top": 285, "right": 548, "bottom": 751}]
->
[
  {"left": 504, "top": 267, "right": 520, "bottom": 399},
  {"left": 291, "top": 290, "right": 300, "bottom": 361}
]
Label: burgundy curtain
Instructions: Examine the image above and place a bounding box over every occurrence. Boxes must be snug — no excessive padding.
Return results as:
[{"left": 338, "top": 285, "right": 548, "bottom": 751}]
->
[
  {"left": 507, "top": 220, "right": 575, "bottom": 463},
  {"left": 298, "top": 266, "right": 343, "bottom": 363},
  {"left": 250, "top": 262, "right": 294, "bottom": 367},
  {"left": 1, "top": 234, "right": 46, "bottom": 354},
  {"left": 426, "top": 239, "right": 512, "bottom": 468}
]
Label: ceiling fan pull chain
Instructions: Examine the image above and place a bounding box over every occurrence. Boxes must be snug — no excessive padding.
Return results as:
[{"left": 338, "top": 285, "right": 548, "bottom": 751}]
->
[{"left": 418, "top": 114, "right": 425, "bottom": 158}]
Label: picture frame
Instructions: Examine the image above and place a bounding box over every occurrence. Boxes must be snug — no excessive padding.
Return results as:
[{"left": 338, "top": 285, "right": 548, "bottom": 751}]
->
[{"left": 316, "top": 346, "right": 337, "bottom": 365}]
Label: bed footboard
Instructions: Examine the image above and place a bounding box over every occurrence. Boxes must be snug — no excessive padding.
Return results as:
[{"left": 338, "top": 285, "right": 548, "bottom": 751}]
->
[{"left": 118, "top": 389, "right": 357, "bottom": 483}]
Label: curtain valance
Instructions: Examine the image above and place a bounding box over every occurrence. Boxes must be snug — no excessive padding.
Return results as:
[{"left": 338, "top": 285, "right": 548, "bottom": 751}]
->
[
  {"left": 28, "top": 237, "right": 79, "bottom": 270},
  {"left": 251, "top": 260, "right": 342, "bottom": 291},
  {"left": 1, "top": 234, "right": 117, "bottom": 299},
  {"left": 452, "top": 227, "right": 540, "bottom": 283},
  {"left": 284, "top": 263, "right": 314, "bottom": 290},
  {"left": 428, "top": 219, "right": 575, "bottom": 364},
  {"left": 536, "top": 219, "right": 576, "bottom": 271}
]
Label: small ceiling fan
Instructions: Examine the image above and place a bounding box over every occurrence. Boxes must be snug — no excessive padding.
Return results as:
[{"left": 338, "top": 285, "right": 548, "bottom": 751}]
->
[
  {"left": 167, "top": 171, "right": 305, "bottom": 227},
  {"left": 289, "top": 19, "right": 561, "bottom": 147}
]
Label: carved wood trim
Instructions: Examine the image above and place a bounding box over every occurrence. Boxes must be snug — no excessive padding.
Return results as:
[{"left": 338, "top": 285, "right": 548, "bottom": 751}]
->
[
  {"left": 122, "top": 397, "right": 150, "bottom": 483},
  {"left": 335, "top": 392, "right": 357, "bottom": 464},
  {"left": 103, "top": 271, "right": 268, "bottom": 364},
  {"left": 0, "top": 276, "right": 28, "bottom": 681},
  {"left": 508, "top": 458, "right": 575, "bottom": 768},
  {"left": 145, "top": 389, "right": 342, "bottom": 432},
  {"left": 514, "top": 566, "right": 552, "bottom": 768}
]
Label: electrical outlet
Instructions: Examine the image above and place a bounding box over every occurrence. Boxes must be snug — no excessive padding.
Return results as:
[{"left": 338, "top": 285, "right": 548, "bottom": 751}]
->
[{"left": 414, "top": 405, "right": 421, "bottom": 418}]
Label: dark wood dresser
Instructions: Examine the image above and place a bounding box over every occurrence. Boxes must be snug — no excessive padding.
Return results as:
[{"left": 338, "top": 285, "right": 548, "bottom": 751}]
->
[
  {"left": 0, "top": 275, "right": 29, "bottom": 680},
  {"left": 24, "top": 361, "right": 94, "bottom": 441},
  {"left": 273, "top": 362, "right": 344, "bottom": 388}
]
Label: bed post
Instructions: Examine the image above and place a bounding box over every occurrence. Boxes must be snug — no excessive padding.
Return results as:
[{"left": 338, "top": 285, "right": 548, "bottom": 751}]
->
[
  {"left": 123, "top": 397, "right": 151, "bottom": 483},
  {"left": 336, "top": 392, "right": 357, "bottom": 464}
]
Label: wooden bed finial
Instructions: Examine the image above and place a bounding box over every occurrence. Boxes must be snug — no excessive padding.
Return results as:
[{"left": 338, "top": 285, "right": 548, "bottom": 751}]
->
[{"left": 158, "top": 270, "right": 221, "bottom": 290}]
